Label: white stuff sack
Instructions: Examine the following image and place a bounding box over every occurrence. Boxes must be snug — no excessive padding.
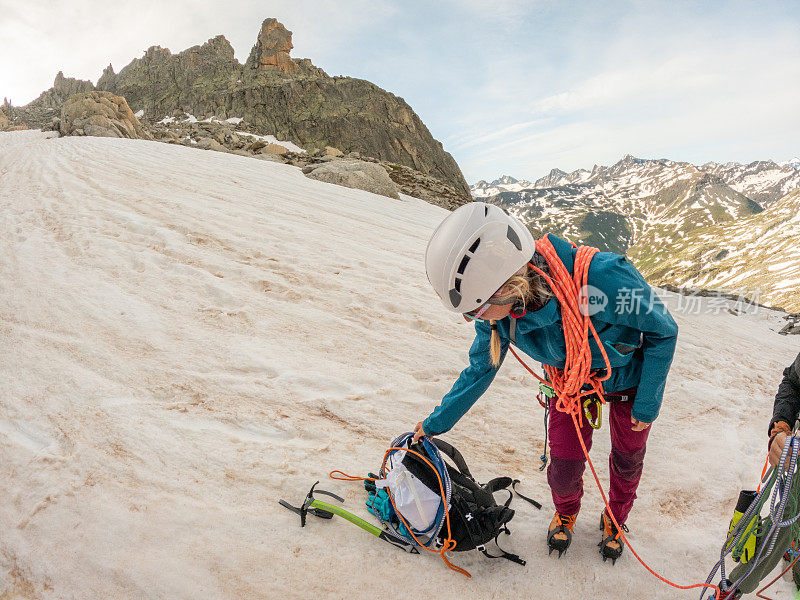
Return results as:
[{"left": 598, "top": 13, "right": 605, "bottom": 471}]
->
[{"left": 375, "top": 448, "right": 442, "bottom": 533}]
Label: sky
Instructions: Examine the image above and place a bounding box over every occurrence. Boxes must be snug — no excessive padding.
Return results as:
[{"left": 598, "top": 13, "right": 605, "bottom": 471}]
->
[{"left": 1, "top": 0, "right": 799, "bottom": 183}]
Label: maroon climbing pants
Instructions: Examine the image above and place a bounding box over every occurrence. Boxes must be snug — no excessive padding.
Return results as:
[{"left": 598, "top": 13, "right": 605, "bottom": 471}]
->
[{"left": 546, "top": 391, "right": 650, "bottom": 524}]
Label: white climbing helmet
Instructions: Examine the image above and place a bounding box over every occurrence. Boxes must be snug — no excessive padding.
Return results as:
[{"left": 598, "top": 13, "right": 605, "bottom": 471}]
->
[{"left": 425, "top": 202, "right": 535, "bottom": 313}]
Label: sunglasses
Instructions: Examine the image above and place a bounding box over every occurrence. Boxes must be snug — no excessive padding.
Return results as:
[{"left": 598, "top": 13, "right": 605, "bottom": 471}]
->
[{"left": 464, "top": 289, "right": 517, "bottom": 321}]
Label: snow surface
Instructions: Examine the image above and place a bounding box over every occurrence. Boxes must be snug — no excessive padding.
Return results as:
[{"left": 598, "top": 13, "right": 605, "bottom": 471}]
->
[{"left": 1, "top": 130, "right": 799, "bottom": 599}]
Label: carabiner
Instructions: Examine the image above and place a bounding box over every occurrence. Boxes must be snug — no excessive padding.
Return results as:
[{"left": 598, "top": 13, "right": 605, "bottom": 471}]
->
[{"left": 582, "top": 397, "right": 602, "bottom": 430}]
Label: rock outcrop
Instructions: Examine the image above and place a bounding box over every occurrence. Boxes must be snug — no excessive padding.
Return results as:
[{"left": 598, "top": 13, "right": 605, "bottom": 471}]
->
[
  {"left": 30, "top": 71, "right": 95, "bottom": 110},
  {"left": 246, "top": 18, "right": 296, "bottom": 73},
  {"left": 59, "top": 92, "right": 152, "bottom": 139},
  {"left": 780, "top": 314, "right": 800, "bottom": 335},
  {"left": 10, "top": 18, "right": 470, "bottom": 200},
  {"left": 304, "top": 159, "right": 400, "bottom": 199},
  {"left": 91, "top": 18, "right": 468, "bottom": 196},
  {"left": 0, "top": 109, "right": 10, "bottom": 131}
]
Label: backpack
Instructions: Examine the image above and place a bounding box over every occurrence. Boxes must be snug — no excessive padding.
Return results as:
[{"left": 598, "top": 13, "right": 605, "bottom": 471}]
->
[{"left": 366, "top": 432, "right": 527, "bottom": 566}]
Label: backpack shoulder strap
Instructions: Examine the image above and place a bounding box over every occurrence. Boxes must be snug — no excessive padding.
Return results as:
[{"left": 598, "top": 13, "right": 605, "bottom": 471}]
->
[
  {"left": 484, "top": 476, "right": 513, "bottom": 494},
  {"left": 431, "top": 438, "right": 472, "bottom": 479}
]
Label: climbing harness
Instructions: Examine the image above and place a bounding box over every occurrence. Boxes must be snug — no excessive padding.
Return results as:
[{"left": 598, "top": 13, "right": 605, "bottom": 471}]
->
[{"left": 506, "top": 235, "right": 721, "bottom": 597}]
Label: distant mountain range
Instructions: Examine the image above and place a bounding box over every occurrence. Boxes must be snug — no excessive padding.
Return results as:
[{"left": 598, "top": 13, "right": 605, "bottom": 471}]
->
[{"left": 471, "top": 156, "right": 800, "bottom": 311}]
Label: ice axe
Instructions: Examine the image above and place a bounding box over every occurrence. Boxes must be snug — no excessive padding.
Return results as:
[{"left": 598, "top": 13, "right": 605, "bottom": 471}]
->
[{"left": 279, "top": 481, "right": 419, "bottom": 553}]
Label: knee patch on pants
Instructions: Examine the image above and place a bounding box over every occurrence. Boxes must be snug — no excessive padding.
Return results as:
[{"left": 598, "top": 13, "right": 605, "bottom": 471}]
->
[
  {"left": 610, "top": 446, "right": 645, "bottom": 481},
  {"left": 547, "top": 456, "right": 586, "bottom": 497}
]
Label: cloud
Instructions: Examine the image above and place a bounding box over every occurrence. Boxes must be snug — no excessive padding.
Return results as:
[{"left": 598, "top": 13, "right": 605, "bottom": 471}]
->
[{"left": 448, "top": 5, "right": 800, "bottom": 182}]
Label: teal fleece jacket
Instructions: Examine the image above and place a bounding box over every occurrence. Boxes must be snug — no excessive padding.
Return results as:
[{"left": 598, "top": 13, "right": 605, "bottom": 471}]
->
[{"left": 423, "top": 234, "right": 678, "bottom": 435}]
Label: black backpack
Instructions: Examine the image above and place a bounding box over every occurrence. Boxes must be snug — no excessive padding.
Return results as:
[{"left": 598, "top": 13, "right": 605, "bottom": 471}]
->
[{"left": 404, "top": 438, "right": 528, "bottom": 565}]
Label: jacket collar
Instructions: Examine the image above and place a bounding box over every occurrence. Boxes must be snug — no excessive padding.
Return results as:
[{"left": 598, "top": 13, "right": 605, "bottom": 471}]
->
[{"left": 510, "top": 234, "right": 574, "bottom": 329}]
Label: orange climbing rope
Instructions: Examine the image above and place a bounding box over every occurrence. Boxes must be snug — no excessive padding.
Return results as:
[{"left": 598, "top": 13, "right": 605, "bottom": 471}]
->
[
  {"left": 756, "top": 454, "right": 770, "bottom": 494},
  {"left": 330, "top": 445, "right": 470, "bottom": 577},
  {"left": 507, "top": 235, "right": 720, "bottom": 597}
]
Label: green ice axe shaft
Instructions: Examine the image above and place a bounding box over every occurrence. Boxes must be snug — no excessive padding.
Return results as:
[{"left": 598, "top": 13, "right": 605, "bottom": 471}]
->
[
  {"left": 280, "top": 481, "right": 419, "bottom": 553},
  {"left": 309, "top": 499, "right": 418, "bottom": 552},
  {"left": 311, "top": 499, "right": 382, "bottom": 535}
]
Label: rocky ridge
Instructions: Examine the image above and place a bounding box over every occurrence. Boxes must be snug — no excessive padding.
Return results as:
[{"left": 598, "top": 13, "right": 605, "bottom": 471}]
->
[{"left": 13, "top": 18, "right": 469, "bottom": 199}]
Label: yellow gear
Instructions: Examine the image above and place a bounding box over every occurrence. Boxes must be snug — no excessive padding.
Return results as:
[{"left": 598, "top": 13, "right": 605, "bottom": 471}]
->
[{"left": 726, "top": 490, "right": 759, "bottom": 563}]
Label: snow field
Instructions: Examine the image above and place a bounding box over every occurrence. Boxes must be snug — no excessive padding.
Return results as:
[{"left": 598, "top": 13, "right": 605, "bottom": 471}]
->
[{"left": 0, "top": 131, "right": 798, "bottom": 599}]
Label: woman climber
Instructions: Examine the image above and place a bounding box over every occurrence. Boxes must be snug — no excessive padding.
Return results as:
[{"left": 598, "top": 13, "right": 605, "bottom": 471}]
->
[{"left": 412, "top": 202, "right": 678, "bottom": 564}]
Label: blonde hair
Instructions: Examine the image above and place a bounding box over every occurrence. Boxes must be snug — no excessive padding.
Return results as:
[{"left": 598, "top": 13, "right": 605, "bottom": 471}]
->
[{"left": 489, "top": 268, "right": 551, "bottom": 367}]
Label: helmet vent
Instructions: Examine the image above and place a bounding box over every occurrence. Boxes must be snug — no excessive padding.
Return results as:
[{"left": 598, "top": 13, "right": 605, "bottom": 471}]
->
[
  {"left": 506, "top": 225, "right": 522, "bottom": 251},
  {"left": 468, "top": 238, "right": 481, "bottom": 253},
  {"left": 457, "top": 255, "right": 470, "bottom": 275},
  {"left": 484, "top": 205, "right": 489, "bottom": 216},
  {"left": 454, "top": 277, "right": 462, "bottom": 293}
]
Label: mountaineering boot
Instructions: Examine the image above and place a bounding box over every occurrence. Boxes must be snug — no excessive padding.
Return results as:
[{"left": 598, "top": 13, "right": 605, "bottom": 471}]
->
[
  {"left": 547, "top": 512, "right": 577, "bottom": 558},
  {"left": 598, "top": 511, "right": 626, "bottom": 564}
]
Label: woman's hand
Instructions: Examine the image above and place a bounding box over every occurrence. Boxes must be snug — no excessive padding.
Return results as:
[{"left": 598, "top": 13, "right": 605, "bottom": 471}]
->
[
  {"left": 412, "top": 422, "right": 426, "bottom": 444},
  {"left": 769, "top": 431, "right": 789, "bottom": 469},
  {"left": 631, "top": 417, "right": 651, "bottom": 432}
]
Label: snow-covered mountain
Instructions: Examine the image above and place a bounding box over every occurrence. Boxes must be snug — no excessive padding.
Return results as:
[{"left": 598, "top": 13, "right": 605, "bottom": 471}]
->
[
  {"left": 471, "top": 155, "right": 800, "bottom": 310},
  {"left": 632, "top": 188, "right": 800, "bottom": 311},
  {"left": 781, "top": 157, "right": 800, "bottom": 170},
  {"left": 473, "top": 155, "right": 762, "bottom": 255},
  {"left": 473, "top": 156, "right": 800, "bottom": 204},
  {"left": 471, "top": 175, "right": 534, "bottom": 197},
  {"left": 700, "top": 159, "right": 800, "bottom": 207},
  {"left": 2, "top": 129, "right": 798, "bottom": 599}
]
